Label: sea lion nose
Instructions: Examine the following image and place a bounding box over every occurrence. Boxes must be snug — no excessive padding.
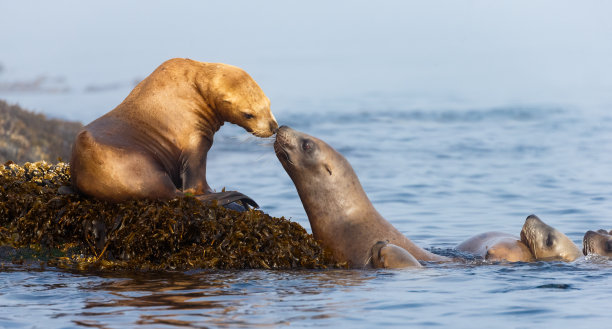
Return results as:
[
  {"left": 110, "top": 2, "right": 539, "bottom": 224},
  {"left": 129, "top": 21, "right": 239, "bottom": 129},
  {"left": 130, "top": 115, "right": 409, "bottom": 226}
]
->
[
  {"left": 583, "top": 231, "right": 597, "bottom": 255},
  {"left": 583, "top": 230, "right": 597, "bottom": 242},
  {"left": 270, "top": 120, "right": 279, "bottom": 133},
  {"left": 277, "top": 125, "right": 291, "bottom": 134},
  {"left": 524, "top": 214, "right": 543, "bottom": 226}
]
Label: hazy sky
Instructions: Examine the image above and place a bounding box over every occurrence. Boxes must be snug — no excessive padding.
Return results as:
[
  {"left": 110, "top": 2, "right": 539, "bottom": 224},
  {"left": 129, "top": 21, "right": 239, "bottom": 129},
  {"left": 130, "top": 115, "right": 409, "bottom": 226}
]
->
[{"left": 1, "top": 1, "right": 611, "bottom": 120}]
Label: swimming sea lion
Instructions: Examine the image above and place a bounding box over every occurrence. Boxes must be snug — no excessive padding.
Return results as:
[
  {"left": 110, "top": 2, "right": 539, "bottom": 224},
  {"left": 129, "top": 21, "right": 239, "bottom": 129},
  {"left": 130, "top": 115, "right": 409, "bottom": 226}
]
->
[
  {"left": 274, "top": 126, "right": 447, "bottom": 268},
  {"left": 70, "top": 58, "right": 278, "bottom": 205},
  {"left": 456, "top": 231, "right": 534, "bottom": 262},
  {"left": 457, "top": 215, "right": 581, "bottom": 262},
  {"left": 520, "top": 214, "right": 582, "bottom": 261},
  {"left": 583, "top": 229, "right": 612, "bottom": 257}
]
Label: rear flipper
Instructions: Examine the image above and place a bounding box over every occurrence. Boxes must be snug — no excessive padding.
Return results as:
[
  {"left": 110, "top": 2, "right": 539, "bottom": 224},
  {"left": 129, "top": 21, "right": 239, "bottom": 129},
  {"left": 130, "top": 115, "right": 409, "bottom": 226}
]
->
[
  {"left": 194, "top": 191, "right": 259, "bottom": 210},
  {"left": 370, "top": 241, "right": 421, "bottom": 268}
]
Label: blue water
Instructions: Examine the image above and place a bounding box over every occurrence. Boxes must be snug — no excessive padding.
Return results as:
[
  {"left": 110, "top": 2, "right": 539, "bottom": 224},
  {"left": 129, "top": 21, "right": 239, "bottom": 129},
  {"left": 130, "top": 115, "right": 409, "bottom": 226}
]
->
[
  {"left": 2, "top": 261, "right": 611, "bottom": 328},
  {"left": 2, "top": 1, "right": 612, "bottom": 327},
  {"left": 2, "top": 98, "right": 612, "bottom": 328}
]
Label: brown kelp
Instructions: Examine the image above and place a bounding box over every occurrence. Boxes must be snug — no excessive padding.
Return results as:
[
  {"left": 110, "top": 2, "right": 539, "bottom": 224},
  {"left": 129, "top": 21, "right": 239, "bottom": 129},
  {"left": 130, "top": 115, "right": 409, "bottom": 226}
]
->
[{"left": 0, "top": 161, "right": 340, "bottom": 271}]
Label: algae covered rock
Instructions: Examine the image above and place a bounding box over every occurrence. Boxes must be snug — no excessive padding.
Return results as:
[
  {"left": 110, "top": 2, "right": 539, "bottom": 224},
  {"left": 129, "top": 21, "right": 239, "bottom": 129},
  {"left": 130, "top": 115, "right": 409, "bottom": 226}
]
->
[{"left": 0, "top": 161, "right": 339, "bottom": 271}]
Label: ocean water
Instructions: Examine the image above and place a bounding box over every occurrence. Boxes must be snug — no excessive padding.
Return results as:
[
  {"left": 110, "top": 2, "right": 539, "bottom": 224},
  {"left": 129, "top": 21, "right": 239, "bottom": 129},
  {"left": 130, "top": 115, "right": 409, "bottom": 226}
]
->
[
  {"left": 2, "top": 96, "right": 612, "bottom": 328},
  {"left": 2, "top": 1, "right": 612, "bottom": 327}
]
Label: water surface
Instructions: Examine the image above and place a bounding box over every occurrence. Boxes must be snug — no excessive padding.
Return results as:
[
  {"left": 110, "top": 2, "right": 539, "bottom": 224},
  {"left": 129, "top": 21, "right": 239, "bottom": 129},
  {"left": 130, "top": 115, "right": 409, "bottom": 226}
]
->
[
  {"left": 2, "top": 103, "right": 612, "bottom": 328},
  {"left": 2, "top": 2, "right": 612, "bottom": 327}
]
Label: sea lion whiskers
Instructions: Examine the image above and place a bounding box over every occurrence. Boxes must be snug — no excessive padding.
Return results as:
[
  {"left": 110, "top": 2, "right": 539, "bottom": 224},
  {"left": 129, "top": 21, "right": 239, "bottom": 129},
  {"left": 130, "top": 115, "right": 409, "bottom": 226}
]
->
[
  {"left": 254, "top": 149, "right": 278, "bottom": 164},
  {"left": 232, "top": 134, "right": 276, "bottom": 147},
  {"left": 226, "top": 133, "right": 254, "bottom": 145},
  {"left": 274, "top": 146, "right": 293, "bottom": 165},
  {"left": 256, "top": 139, "right": 276, "bottom": 149}
]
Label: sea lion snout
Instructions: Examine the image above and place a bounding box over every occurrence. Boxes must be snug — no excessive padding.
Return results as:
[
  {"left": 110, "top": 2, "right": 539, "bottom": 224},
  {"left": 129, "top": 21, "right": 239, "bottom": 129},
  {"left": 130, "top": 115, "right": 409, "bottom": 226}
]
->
[
  {"left": 274, "top": 126, "right": 295, "bottom": 165},
  {"left": 583, "top": 230, "right": 599, "bottom": 255},
  {"left": 270, "top": 120, "right": 279, "bottom": 134},
  {"left": 274, "top": 126, "right": 295, "bottom": 148},
  {"left": 524, "top": 214, "right": 542, "bottom": 226},
  {"left": 583, "top": 230, "right": 612, "bottom": 257},
  {"left": 520, "top": 214, "right": 544, "bottom": 244},
  {"left": 248, "top": 116, "right": 278, "bottom": 137},
  {"left": 277, "top": 125, "right": 292, "bottom": 134}
]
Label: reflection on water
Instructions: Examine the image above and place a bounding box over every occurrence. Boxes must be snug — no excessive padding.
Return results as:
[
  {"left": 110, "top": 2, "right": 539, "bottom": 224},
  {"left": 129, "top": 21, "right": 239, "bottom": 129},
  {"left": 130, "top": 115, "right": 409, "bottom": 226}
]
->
[
  {"left": 3, "top": 259, "right": 612, "bottom": 328},
  {"left": 2, "top": 2, "right": 612, "bottom": 325},
  {"left": 1, "top": 267, "right": 376, "bottom": 328}
]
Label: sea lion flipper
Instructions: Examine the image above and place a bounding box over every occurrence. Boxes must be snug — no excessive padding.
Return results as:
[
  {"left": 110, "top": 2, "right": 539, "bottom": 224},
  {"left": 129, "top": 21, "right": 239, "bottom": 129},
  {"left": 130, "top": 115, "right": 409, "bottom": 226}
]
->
[
  {"left": 195, "top": 191, "right": 260, "bottom": 209},
  {"left": 370, "top": 241, "right": 421, "bottom": 268}
]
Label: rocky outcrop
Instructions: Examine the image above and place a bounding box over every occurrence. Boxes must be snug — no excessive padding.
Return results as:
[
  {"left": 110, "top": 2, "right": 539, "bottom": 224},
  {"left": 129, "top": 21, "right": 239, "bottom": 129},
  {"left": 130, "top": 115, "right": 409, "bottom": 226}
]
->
[
  {"left": 0, "top": 161, "right": 340, "bottom": 271},
  {"left": 0, "top": 100, "right": 82, "bottom": 163}
]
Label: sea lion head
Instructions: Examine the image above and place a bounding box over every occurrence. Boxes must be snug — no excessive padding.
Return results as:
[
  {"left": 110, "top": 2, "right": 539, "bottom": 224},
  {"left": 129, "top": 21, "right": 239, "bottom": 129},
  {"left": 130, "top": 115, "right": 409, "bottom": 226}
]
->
[
  {"left": 273, "top": 125, "right": 365, "bottom": 220},
  {"left": 520, "top": 214, "right": 581, "bottom": 261},
  {"left": 274, "top": 126, "right": 350, "bottom": 188},
  {"left": 212, "top": 64, "right": 278, "bottom": 137},
  {"left": 583, "top": 230, "right": 612, "bottom": 257}
]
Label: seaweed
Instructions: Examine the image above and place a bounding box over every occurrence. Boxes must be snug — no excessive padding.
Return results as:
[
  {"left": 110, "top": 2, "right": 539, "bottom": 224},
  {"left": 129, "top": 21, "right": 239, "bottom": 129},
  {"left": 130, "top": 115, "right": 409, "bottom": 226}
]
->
[{"left": 0, "top": 161, "right": 342, "bottom": 271}]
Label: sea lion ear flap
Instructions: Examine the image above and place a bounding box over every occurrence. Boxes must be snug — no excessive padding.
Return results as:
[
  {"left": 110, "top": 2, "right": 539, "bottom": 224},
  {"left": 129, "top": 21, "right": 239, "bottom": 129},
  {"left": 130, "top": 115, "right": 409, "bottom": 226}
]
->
[{"left": 325, "top": 164, "right": 332, "bottom": 176}]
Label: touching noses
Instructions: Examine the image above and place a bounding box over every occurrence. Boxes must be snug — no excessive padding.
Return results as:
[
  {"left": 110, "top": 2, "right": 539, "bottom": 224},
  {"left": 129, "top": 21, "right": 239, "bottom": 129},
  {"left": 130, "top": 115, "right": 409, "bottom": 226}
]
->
[{"left": 270, "top": 120, "right": 279, "bottom": 134}]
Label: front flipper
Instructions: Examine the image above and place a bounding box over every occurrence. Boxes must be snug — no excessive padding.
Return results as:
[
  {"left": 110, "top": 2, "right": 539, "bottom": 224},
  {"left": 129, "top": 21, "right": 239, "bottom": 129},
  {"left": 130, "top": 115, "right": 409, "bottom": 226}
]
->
[
  {"left": 370, "top": 241, "right": 421, "bottom": 268},
  {"left": 194, "top": 191, "right": 260, "bottom": 209}
]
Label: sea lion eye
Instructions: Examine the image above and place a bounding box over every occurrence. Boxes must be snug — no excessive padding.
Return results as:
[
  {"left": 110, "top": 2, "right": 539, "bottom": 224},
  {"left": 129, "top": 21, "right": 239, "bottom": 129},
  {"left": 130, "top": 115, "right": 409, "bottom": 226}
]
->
[
  {"left": 546, "top": 234, "right": 554, "bottom": 247},
  {"left": 243, "top": 113, "right": 254, "bottom": 120},
  {"left": 302, "top": 140, "right": 313, "bottom": 151},
  {"left": 606, "top": 240, "right": 612, "bottom": 252}
]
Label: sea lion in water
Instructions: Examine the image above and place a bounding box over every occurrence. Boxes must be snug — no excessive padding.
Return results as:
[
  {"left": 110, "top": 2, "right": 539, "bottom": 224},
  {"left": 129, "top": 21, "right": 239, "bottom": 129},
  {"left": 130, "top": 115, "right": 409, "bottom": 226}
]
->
[
  {"left": 582, "top": 229, "right": 612, "bottom": 257},
  {"left": 456, "top": 231, "right": 534, "bottom": 262},
  {"left": 274, "top": 126, "right": 448, "bottom": 268},
  {"left": 520, "top": 214, "right": 581, "bottom": 261},
  {"left": 70, "top": 58, "right": 278, "bottom": 206},
  {"left": 457, "top": 214, "right": 581, "bottom": 262}
]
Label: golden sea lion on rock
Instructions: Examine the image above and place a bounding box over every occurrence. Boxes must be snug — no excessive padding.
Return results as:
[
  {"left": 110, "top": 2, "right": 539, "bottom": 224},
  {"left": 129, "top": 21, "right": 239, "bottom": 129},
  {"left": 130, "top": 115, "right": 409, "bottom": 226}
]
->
[
  {"left": 274, "top": 126, "right": 448, "bottom": 269},
  {"left": 457, "top": 214, "right": 582, "bottom": 262},
  {"left": 70, "top": 58, "right": 278, "bottom": 206}
]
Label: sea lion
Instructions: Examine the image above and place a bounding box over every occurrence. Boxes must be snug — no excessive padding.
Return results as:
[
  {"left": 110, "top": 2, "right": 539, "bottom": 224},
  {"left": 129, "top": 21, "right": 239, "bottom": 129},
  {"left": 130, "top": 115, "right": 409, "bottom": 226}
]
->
[
  {"left": 583, "top": 229, "right": 612, "bottom": 257},
  {"left": 457, "top": 214, "right": 581, "bottom": 262},
  {"left": 274, "top": 126, "right": 448, "bottom": 268},
  {"left": 370, "top": 241, "right": 421, "bottom": 268},
  {"left": 456, "top": 231, "right": 534, "bottom": 262},
  {"left": 70, "top": 58, "right": 278, "bottom": 205},
  {"left": 520, "top": 214, "right": 582, "bottom": 261}
]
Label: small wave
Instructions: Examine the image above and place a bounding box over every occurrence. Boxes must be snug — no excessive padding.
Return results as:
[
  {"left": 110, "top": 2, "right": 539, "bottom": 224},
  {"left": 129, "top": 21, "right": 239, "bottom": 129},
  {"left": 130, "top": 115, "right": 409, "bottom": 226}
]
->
[
  {"left": 584, "top": 254, "right": 612, "bottom": 264},
  {"left": 489, "top": 282, "right": 577, "bottom": 294},
  {"left": 388, "top": 106, "right": 561, "bottom": 123},
  {"left": 280, "top": 106, "right": 563, "bottom": 127},
  {"left": 547, "top": 208, "right": 587, "bottom": 215},
  {"left": 496, "top": 306, "right": 553, "bottom": 316},
  {"left": 535, "top": 283, "right": 575, "bottom": 290}
]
